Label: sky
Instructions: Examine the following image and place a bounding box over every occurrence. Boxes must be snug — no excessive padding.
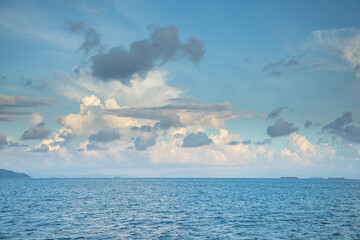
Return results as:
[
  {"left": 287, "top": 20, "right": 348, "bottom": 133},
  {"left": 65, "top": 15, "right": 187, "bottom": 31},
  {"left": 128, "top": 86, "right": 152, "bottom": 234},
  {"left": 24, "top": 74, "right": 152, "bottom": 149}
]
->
[{"left": 1, "top": 0, "right": 360, "bottom": 178}]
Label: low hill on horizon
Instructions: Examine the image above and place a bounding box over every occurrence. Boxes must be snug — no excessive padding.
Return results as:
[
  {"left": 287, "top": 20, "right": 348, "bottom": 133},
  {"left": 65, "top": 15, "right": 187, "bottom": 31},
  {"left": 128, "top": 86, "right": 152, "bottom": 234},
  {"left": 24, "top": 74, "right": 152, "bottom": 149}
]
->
[{"left": 0, "top": 169, "right": 31, "bottom": 179}]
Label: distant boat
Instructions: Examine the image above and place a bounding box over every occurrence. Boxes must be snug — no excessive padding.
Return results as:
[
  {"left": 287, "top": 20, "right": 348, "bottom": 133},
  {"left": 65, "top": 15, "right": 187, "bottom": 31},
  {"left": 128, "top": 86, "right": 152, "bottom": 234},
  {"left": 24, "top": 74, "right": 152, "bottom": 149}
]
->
[
  {"left": 328, "top": 177, "right": 345, "bottom": 180},
  {"left": 281, "top": 176, "right": 299, "bottom": 179}
]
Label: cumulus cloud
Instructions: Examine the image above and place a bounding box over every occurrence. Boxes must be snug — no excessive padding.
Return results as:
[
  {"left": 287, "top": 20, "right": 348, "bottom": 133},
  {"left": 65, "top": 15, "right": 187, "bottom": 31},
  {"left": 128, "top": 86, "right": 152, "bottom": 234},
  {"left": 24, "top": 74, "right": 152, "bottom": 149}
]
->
[
  {"left": 313, "top": 28, "right": 360, "bottom": 78},
  {"left": 21, "top": 122, "right": 50, "bottom": 140},
  {"left": 322, "top": 111, "right": 360, "bottom": 143},
  {"left": 182, "top": 132, "right": 212, "bottom": 148},
  {"left": 90, "top": 24, "right": 205, "bottom": 84},
  {"left": 29, "top": 112, "right": 44, "bottom": 125},
  {"left": 134, "top": 131, "right": 157, "bottom": 151},
  {"left": 32, "top": 143, "right": 49, "bottom": 152},
  {"left": 267, "top": 119, "right": 298, "bottom": 137},
  {"left": 267, "top": 107, "right": 287, "bottom": 119},
  {"left": 88, "top": 129, "right": 120, "bottom": 143},
  {"left": 278, "top": 132, "right": 335, "bottom": 166},
  {"left": 56, "top": 70, "right": 182, "bottom": 107},
  {"left": 148, "top": 129, "right": 274, "bottom": 166},
  {"left": 0, "top": 132, "right": 27, "bottom": 150},
  {"left": 157, "top": 114, "right": 182, "bottom": 129}
]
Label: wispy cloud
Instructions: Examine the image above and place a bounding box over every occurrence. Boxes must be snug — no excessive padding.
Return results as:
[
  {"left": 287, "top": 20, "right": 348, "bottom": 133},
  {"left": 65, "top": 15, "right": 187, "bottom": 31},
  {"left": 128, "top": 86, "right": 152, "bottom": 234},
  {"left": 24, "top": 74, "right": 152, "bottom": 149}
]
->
[
  {"left": 262, "top": 53, "right": 307, "bottom": 76},
  {"left": 0, "top": 94, "right": 55, "bottom": 121},
  {"left": 313, "top": 28, "right": 360, "bottom": 78}
]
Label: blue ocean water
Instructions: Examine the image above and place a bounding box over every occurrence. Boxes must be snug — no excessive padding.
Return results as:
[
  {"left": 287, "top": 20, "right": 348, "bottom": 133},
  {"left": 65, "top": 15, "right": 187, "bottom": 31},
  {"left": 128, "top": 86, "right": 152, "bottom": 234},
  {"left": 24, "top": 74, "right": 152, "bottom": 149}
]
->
[{"left": 0, "top": 178, "right": 359, "bottom": 239}]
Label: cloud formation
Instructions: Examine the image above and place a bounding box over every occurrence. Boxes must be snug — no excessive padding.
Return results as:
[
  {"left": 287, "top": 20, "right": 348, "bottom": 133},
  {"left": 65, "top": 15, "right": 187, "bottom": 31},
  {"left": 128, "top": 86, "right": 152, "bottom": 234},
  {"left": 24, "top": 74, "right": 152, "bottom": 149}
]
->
[
  {"left": 304, "top": 120, "right": 312, "bottom": 128},
  {"left": 65, "top": 20, "right": 85, "bottom": 33},
  {"left": 65, "top": 20, "right": 101, "bottom": 54},
  {"left": 267, "top": 119, "right": 298, "bottom": 137},
  {"left": 262, "top": 53, "right": 306, "bottom": 76},
  {"left": 90, "top": 24, "right": 205, "bottom": 84},
  {"left": 134, "top": 131, "right": 157, "bottom": 151},
  {"left": 267, "top": 107, "right": 287, "bottom": 119},
  {"left": 255, "top": 138, "right": 272, "bottom": 145},
  {"left": 313, "top": 28, "right": 360, "bottom": 78},
  {"left": 21, "top": 122, "right": 50, "bottom": 140},
  {"left": 89, "top": 129, "right": 120, "bottom": 143},
  {"left": 0, "top": 94, "right": 55, "bottom": 121},
  {"left": 322, "top": 111, "right": 360, "bottom": 143},
  {"left": 182, "top": 132, "right": 212, "bottom": 148}
]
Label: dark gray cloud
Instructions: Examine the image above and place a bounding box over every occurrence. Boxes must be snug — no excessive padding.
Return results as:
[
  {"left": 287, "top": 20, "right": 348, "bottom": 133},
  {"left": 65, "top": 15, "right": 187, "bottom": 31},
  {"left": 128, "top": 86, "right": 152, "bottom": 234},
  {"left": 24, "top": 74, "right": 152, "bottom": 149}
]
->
[
  {"left": 242, "top": 139, "right": 251, "bottom": 145},
  {"left": 267, "top": 119, "right": 298, "bottom": 137},
  {"left": 134, "top": 132, "right": 156, "bottom": 151},
  {"left": 157, "top": 114, "right": 181, "bottom": 129},
  {"left": 88, "top": 129, "right": 120, "bottom": 143},
  {"left": 65, "top": 20, "right": 101, "bottom": 54},
  {"left": 20, "top": 122, "right": 50, "bottom": 140},
  {"left": 267, "top": 107, "right": 287, "bottom": 119},
  {"left": 80, "top": 27, "right": 101, "bottom": 54},
  {"left": 228, "top": 140, "right": 241, "bottom": 145},
  {"left": 343, "top": 125, "right": 360, "bottom": 143},
  {"left": 255, "top": 138, "right": 272, "bottom": 145},
  {"left": 182, "top": 132, "right": 212, "bottom": 148},
  {"left": 262, "top": 53, "right": 306, "bottom": 76},
  {"left": 304, "top": 120, "right": 313, "bottom": 128},
  {"left": 65, "top": 20, "right": 85, "bottom": 33},
  {"left": 181, "top": 37, "right": 206, "bottom": 63},
  {"left": 322, "top": 112, "right": 360, "bottom": 143},
  {"left": 31, "top": 144, "right": 49, "bottom": 153},
  {"left": 322, "top": 112, "right": 352, "bottom": 135},
  {"left": 91, "top": 24, "right": 205, "bottom": 84}
]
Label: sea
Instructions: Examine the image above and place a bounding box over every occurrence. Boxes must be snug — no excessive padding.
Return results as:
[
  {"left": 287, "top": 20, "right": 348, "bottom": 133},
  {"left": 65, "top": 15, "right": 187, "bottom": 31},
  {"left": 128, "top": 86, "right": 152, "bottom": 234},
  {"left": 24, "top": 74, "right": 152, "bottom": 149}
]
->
[{"left": 0, "top": 178, "right": 359, "bottom": 239}]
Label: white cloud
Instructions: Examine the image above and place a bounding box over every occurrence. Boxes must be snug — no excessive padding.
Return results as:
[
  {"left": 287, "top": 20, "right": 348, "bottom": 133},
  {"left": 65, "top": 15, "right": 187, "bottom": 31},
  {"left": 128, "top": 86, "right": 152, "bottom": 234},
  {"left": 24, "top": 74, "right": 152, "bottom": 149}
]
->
[
  {"left": 55, "top": 69, "right": 182, "bottom": 107},
  {"left": 148, "top": 128, "right": 274, "bottom": 166},
  {"left": 313, "top": 28, "right": 360, "bottom": 78},
  {"left": 277, "top": 132, "right": 335, "bottom": 166},
  {"left": 29, "top": 112, "right": 43, "bottom": 125}
]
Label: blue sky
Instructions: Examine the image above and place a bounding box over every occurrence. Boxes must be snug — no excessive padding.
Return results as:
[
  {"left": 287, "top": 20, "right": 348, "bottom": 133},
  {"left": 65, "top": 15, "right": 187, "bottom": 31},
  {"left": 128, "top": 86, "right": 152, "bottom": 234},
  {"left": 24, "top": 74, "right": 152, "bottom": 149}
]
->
[{"left": 1, "top": 0, "right": 360, "bottom": 178}]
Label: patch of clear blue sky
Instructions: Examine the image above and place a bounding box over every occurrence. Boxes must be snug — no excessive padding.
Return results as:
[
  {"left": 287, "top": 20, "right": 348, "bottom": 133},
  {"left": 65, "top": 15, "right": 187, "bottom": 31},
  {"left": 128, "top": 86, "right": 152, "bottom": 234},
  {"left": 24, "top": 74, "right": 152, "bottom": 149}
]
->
[{"left": 1, "top": 0, "right": 360, "bottom": 147}]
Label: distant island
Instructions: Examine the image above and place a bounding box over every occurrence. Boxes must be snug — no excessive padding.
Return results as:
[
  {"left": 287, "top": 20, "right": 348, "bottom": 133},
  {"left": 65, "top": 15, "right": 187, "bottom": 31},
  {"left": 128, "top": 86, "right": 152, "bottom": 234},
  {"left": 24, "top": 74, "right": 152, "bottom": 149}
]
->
[{"left": 0, "top": 169, "right": 31, "bottom": 179}]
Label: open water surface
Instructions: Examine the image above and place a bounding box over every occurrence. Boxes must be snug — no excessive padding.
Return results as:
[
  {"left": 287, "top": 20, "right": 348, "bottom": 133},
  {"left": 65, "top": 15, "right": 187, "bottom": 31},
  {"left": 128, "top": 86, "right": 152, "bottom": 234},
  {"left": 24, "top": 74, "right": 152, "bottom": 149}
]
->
[{"left": 0, "top": 178, "right": 359, "bottom": 239}]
